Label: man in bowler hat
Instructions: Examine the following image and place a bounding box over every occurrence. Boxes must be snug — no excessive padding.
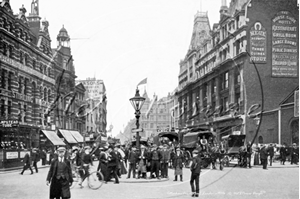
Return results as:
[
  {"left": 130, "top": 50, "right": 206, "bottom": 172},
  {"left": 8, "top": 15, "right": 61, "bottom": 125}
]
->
[{"left": 46, "top": 147, "right": 73, "bottom": 199}]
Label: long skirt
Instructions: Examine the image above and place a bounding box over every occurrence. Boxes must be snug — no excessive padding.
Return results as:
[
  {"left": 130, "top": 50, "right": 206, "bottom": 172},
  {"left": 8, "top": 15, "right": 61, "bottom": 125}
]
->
[
  {"left": 137, "top": 160, "right": 146, "bottom": 173},
  {"left": 120, "top": 161, "right": 127, "bottom": 175},
  {"left": 174, "top": 166, "right": 182, "bottom": 175}
]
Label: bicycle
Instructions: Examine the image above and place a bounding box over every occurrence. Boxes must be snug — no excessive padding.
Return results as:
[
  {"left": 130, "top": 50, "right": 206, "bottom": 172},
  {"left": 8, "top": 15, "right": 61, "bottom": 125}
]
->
[{"left": 70, "top": 164, "right": 104, "bottom": 190}]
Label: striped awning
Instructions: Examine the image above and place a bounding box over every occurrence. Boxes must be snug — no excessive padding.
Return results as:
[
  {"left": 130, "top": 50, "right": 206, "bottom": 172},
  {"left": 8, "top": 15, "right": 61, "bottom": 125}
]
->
[
  {"left": 69, "top": 130, "right": 84, "bottom": 143},
  {"left": 42, "top": 130, "right": 65, "bottom": 146},
  {"left": 59, "top": 129, "right": 77, "bottom": 144}
]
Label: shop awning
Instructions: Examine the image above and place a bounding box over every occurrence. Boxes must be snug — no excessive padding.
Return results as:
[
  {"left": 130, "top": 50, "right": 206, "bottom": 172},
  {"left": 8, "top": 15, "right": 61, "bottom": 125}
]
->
[
  {"left": 59, "top": 129, "right": 77, "bottom": 144},
  {"left": 42, "top": 130, "right": 66, "bottom": 146},
  {"left": 69, "top": 130, "right": 84, "bottom": 143}
]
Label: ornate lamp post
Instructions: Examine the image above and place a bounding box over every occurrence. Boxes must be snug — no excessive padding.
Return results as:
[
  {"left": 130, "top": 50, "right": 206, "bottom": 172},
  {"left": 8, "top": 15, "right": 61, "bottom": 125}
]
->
[{"left": 129, "top": 88, "right": 145, "bottom": 150}]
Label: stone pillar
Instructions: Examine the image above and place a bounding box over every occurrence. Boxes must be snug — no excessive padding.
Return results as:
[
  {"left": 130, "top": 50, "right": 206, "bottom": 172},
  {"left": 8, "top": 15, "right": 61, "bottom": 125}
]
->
[
  {"left": 207, "top": 81, "right": 212, "bottom": 105},
  {"left": 229, "top": 69, "right": 235, "bottom": 104},
  {"left": 215, "top": 76, "right": 221, "bottom": 107},
  {"left": 25, "top": 78, "right": 32, "bottom": 123},
  {"left": 10, "top": 72, "right": 19, "bottom": 120}
]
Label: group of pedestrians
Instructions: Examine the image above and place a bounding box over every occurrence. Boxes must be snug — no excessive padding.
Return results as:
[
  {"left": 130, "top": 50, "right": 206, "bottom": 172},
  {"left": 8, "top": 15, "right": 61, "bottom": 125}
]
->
[
  {"left": 246, "top": 142, "right": 299, "bottom": 169},
  {"left": 20, "top": 148, "right": 40, "bottom": 175}
]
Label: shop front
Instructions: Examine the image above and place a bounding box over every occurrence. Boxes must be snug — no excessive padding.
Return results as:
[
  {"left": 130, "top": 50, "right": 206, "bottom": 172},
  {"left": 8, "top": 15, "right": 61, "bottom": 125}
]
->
[{"left": 0, "top": 120, "right": 39, "bottom": 169}]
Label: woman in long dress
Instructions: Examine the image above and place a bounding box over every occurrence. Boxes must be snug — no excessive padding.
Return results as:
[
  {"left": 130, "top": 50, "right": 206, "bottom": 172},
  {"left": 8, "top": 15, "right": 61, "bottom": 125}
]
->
[{"left": 173, "top": 148, "right": 184, "bottom": 181}]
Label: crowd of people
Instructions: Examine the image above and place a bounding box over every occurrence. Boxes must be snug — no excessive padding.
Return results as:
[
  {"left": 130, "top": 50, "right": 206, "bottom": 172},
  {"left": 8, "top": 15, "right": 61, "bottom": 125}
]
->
[
  {"left": 68, "top": 143, "right": 186, "bottom": 182},
  {"left": 18, "top": 141, "right": 299, "bottom": 198},
  {"left": 239, "top": 142, "right": 299, "bottom": 169}
]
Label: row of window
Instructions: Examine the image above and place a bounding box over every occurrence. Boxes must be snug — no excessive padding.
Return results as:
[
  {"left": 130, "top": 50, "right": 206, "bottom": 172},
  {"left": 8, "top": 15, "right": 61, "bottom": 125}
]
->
[
  {"left": 0, "top": 17, "right": 31, "bottom": 43},
  {"left": 0, "top": 69, "right": 53, "bottom": 102},
  {"left": 1, "top": 42, "right": 53, "bottom": 77}
]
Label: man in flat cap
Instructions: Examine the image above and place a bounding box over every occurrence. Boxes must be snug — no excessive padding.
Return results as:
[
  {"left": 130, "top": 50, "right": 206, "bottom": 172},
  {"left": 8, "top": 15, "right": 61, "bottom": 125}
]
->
[
  {"left": 190, "top": 149, "right": 202, "bottom": 197},
  {"left": 160, "top": 144, "right": 170, "bottom": 178},
  {"left": 78, "top": 146, "right": 93, "bottom": 187},
  {"left": 46, "top": 147, "right": 73, "bottom": 199},
  {"left": 149, "top": 144, "right": 162, "bottom": 179}
]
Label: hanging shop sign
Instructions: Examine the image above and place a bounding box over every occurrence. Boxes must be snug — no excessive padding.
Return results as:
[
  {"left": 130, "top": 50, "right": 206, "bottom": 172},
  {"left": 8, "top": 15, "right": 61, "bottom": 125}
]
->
[
  {"left": 0, "top": 120, "right": 19, "bottom": 128},
  {"left": 250, "top": 22, "right": 267, "bottom": 63},
  {"left": 272, "top": 11, "right": 298, "bottom": 77}
]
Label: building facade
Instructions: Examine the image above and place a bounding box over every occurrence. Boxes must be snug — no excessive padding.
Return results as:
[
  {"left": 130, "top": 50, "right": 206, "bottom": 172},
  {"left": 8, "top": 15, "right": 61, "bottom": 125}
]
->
[
  {"left": 75, "top": 77, "right": 107, "bottom": 143},
  {"left": 0, "top": 1, "right": 56, "bottom": 168},
  {"left": 175, "top": 0, "right": 298, "bottom": 145},
  {"left": 136, "top": 91, "right": 176, "bottom": 138}
]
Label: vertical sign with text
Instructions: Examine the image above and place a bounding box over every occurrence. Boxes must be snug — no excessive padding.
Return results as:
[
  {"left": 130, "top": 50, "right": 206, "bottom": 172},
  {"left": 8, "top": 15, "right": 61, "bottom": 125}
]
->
[
  {"left": 295, "top": 90, "right": 299, "bottom": 117},
  {"left": 250, "top": 22, "right": 267, "bottom": 63},
  {"left": 272, "top": 11, "right": 298, "bottom": 77}
]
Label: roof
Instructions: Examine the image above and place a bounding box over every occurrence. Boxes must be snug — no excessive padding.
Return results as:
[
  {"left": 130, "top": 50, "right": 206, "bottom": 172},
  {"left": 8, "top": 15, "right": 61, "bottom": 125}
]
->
[{"left": 57, "top": 25, "right": 70, "bottom": 39}]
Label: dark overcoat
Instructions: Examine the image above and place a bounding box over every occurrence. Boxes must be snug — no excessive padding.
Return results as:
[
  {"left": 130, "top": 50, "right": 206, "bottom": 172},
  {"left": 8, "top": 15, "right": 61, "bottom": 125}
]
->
[{"left": 46, "top": 158, "right": 73, "bottom": 198}]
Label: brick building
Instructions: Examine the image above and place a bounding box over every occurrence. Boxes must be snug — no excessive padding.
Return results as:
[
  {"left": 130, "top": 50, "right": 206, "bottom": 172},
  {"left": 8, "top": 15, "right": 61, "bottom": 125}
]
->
[
  {"left": 0, "top": 1, "right": 57, "bottom": 168},
  {"left": 175, "top": 0, "right": 298, "bottom": 145}
]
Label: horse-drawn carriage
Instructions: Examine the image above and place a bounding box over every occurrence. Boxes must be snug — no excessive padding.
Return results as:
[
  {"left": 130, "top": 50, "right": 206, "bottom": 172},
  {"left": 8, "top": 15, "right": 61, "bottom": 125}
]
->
[{"left": 180, "top": 129, "right": 246, "bottom": 170}]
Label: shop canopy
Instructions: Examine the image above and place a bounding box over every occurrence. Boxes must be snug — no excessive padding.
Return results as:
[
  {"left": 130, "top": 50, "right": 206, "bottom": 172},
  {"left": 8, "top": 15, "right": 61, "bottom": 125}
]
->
[
  {"left": 69, "top": 130, "right": 84, "bottom": 143},
  {"left": 42, "top": 130, "right": 65, "bottom": 146},
  {"left": 59, "top": 129, "right": 77, "bottom": 144}
]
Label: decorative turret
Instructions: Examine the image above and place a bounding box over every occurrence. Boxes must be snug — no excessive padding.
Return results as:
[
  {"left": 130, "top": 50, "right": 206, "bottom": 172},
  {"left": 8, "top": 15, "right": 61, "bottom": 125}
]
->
[
  {"left": 57, "top": 25, "right": 70, "bottom": 48},
  {"left": 220, "top": 0, "right": 229, "bottom": 17},
  {"left": 27, "top": 0, "right": 41, "bottom": 38},
  {"left": 189, "top": 11, "right": 211, "bottom": 51}
]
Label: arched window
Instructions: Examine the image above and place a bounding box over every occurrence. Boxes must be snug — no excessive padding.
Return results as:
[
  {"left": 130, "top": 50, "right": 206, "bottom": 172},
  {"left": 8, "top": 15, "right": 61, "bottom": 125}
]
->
[
  {"left": 48, "top": 89, "right": 51, "bottom": 102},
  {"left": 8, "top": 45, "right": 13, "bottom": 58},
  {"left": 40, "top": 64, "right": 43, "bottom": 74},
  {"left": 19, "top": 51, "right": 23, "bottom": 64},
  {"left": 258, "top": 136, "right": 263, "bottom": 144},
  {"left": 32, "top": 60, "right": 36, "bottom": 69},
  {"left": 48, "top": 67, "right": 51, "bottom": 77},
  {"left": 32, "top": 81, "right": 36, "bottom": 103},
  {"left": 40, "top": 86, "right": 43, "bottom": 100},
  {"left": 44, "top": 88, "right": 47, "bottom": 101},
  {"left": 2, "top": 43, "right": 7, "bottom": 56},
  {"left": 24, "top": 54, "right": 28, "bottom": 66}
]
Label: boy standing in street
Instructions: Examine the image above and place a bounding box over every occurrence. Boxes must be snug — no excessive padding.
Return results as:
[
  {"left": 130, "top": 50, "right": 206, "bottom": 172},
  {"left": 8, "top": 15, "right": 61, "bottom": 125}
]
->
[{"left": 190, "top": 149, "right": 201, "bottom": 197}]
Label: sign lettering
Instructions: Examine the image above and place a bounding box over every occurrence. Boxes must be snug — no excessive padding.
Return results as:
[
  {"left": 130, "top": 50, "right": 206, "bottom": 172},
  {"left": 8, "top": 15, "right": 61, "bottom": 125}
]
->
[
  {"left": 0, "top": 54, "right": 55, "bottom": 84},
  {"left": 272, "top": 11, "right": 298, "bottom": 77},
  {"left": 250, "top": 22, "right": 267, "bottom": 63},
  {"left": 0, "top": 120, "right": 19, "bottom": 128}
]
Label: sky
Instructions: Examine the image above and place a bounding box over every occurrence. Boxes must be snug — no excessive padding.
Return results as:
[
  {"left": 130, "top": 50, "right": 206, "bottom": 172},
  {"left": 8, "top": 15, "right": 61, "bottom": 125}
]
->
[{"left": 10, "top": 0, "right": 222, "bottom": 136}]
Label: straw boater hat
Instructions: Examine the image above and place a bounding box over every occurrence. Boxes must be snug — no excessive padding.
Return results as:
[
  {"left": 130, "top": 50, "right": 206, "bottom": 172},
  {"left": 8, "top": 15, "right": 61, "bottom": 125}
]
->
[
  {"left": 141, "top": 145, "right": 146, "bottom": 149},
  {"left": 176, "top": 148, "right": 180, "bottom": 151},
  {"left": 72, "top": 146, "right": 79, "bottom": 151},
  {"left": 57, "top": 147, "right": 66, "bottom": 152},
  {"left": 192, "top": 149, "right": 199, "bottom": 154},
  {"left": 84, "top": 146, "right": 91, "bottom": 150}
]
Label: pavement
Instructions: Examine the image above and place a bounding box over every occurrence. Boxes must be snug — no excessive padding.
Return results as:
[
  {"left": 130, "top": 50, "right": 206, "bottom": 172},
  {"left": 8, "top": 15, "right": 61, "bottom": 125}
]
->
[{"left": 0, "top": 160, "right": 298, "bottom": 199}]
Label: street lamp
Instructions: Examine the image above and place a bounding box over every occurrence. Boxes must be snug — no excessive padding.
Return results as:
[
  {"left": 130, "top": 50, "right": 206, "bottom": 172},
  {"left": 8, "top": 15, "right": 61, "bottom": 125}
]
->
[{"left": 129, "top": 88, "right": 145, "bottom": 150}]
